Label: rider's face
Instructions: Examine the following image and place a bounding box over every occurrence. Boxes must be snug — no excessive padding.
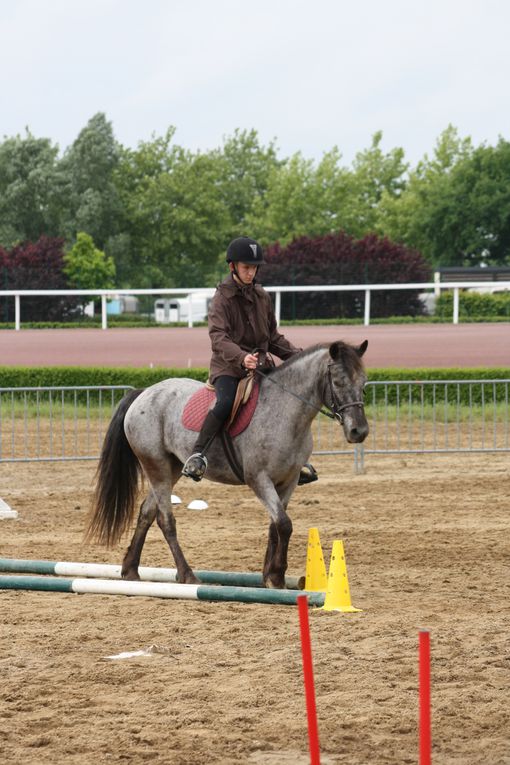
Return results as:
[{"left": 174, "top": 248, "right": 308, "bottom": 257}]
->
[{"left": 232, "top": 262, "right": 258, "bottom": 284}]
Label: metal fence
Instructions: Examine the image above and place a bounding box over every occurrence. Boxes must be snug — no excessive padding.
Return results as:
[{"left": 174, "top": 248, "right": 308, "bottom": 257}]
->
[
  {"left": 314, "top": 379, "right": 510, "bottom": 468},
  {"left": 1, "top": 381, "right": 509, "bottom": 464},
  {"left": 0, "top": 386, "right": 134, "bottom": 462}
]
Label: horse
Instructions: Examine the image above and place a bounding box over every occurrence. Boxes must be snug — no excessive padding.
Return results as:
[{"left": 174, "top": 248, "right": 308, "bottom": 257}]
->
[{"left": 86, "top": 340, "right": 369, "bottom": 588}]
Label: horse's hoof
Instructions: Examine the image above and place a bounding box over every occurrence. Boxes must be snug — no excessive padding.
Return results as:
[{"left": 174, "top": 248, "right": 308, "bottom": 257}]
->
[
  {"left": 264, "top": 576, "right": 285, "bottom": 589},
  {"left": 298, "top": 463, "right": 319, "bottom": 485},
  {"left": 121, "top": 570, "right": 140, "bottom": 581}
]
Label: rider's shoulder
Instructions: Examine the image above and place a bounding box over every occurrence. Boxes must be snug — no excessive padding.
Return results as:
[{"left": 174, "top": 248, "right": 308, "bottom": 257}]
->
[
  {"left": 214, "top": 276, "right": 237, "bottom": 298},
  {"left": 253, "top": 283, "right": 269, "bottom": 298}
]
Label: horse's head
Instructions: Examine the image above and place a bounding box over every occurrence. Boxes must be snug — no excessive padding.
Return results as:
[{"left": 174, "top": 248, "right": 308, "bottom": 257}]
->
[{"left": 325, "top": 340, "right": 369, "bottom": 444}]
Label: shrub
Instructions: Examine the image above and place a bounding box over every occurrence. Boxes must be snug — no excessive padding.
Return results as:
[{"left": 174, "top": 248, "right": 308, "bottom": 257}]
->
[
  {"left": 435, "top": 290, "right": 510, "bottom": 319},
  {"left": 0, "top": 236, "right": 78, "bottom": 321},
  {"left": 261, "top": 231, "right": 431, "bottom": 320}
]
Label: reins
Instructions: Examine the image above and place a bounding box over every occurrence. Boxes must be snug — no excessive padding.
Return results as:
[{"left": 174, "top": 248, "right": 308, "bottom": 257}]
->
[{"left": 254, "top": 359, "right": 364, "bottom": 424}]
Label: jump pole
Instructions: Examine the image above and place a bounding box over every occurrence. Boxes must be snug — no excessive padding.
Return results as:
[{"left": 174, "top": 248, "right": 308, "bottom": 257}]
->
[
  {"left": 0, "top": 574, "right": 324, "bottom": 607},
  {"left": 419, "top": 629, "right": 431, "bottom": 765},
  {"left": 0, "top": 558, "right": 304, "bottom": 590},
  {"left": 298, "top": 594, "right": 321, "bottom": 765}
]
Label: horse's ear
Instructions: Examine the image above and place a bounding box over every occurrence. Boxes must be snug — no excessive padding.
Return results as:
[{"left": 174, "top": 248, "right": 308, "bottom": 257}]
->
[
  {"left": 356, "top": 340, "right": 368, "bottom": 357},
  {"left": 329, "top": 341, "right": 342, "bottom": 361}
]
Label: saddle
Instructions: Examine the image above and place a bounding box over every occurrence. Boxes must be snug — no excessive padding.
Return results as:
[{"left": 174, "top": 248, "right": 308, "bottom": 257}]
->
[{"left": 182, "top": 373, "right": 259, "bottom": 437}]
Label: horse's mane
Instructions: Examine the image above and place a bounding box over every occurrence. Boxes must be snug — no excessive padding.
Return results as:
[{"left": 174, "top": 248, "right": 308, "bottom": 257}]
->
[{"left": 264, "top": 341, "right": 364, "bottom": 377}]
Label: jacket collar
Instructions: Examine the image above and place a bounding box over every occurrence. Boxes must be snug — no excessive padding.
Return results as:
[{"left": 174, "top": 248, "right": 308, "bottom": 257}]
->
[{"left": 220, "top": 273, "right": 258, "bottom": 300}]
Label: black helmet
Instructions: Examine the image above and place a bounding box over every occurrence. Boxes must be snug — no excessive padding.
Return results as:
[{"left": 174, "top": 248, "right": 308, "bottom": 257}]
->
[{"left": 226, "top": 236, "right": 265, "bottom": 264}]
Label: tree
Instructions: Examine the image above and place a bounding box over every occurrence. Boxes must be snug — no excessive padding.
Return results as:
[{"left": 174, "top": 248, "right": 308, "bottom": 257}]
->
[
  {"left": 441, "top": 138, "right": 510, "bottom": 265},
  {"left": 114, "top": 130, "right": 230, "bottom": 287},
  {"left": 64, "top": 232, "right": 116, "bottom": 290},
  {"left": 376, "top": 126, "right": 476, "bottom": 265},
  {"left": 217, "top": 129, "right": 282, "bottom": 235},
  {"left": 0, "top": 131, "right": 64, "bottom": 248},
  {"left": 349, "top": 131, "right": 407, "bottom": 235},
  {"left": 247, "top": 134, "right": 407, "bottom": 246},
  {"left": 262, "top": 231, "right": 430, "bottom": 319},
  {"left": 59, "top": 113, "right": 123, "bottom": 250}
]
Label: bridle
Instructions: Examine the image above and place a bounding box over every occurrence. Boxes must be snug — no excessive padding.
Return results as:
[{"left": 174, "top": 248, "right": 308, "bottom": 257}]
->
[
  {"left": 254, "top": 359, "right": 365, "bottom": 425},
  {"left": 323, "top": 362, "right": 365, "bottom": 424}
]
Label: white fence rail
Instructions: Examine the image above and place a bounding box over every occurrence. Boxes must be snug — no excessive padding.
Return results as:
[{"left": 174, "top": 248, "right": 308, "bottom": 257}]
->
[{"left": 1, "top": 280, "right": 510, "bottom": 330}]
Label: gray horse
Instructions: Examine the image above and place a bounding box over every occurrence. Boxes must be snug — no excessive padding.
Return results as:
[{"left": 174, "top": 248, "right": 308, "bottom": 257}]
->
[{"left": 86, "top": 340, "right": 369, "bottom": 588}]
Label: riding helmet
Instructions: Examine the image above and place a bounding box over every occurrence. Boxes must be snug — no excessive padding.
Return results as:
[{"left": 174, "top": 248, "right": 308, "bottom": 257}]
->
[{"left": 226, "top": 236, "right": 265, "bottom": 264}]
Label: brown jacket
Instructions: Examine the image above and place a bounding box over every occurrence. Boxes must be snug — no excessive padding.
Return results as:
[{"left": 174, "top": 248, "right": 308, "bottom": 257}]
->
[{"left": 208, "top": 274, "right": 300, "bottom": 382}]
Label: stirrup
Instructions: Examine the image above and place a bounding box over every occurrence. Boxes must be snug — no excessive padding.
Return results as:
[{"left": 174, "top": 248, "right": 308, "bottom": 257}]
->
[
  {"left": 298, "top": 463, "right": 318, "bottom": 486},
  {"left": 182, "top": 453, "right": 208, "bottom": 482}
]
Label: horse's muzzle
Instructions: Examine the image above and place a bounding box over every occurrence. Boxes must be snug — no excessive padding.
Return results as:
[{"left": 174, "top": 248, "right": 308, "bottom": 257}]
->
[{"left": 345, "top": 422, "right": 369, "bottom": 443}]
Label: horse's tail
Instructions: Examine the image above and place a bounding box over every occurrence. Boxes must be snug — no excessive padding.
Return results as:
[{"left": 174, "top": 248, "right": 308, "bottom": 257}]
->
[{"left": 85, "top": 388, "right": 145, "bottom": 547}]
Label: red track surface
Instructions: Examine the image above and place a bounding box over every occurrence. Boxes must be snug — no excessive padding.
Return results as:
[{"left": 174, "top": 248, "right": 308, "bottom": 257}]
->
[{"left": 1, "top": 323, "right": 508, "bottom": 369}]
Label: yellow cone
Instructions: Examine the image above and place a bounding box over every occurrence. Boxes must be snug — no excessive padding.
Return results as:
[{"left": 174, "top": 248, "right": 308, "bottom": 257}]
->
[
  {"left": 304, "top": 527, "right": 328, "bottom": 591},
  {"left": 322, "top": 539, "right": 362, "bottom": 613}
]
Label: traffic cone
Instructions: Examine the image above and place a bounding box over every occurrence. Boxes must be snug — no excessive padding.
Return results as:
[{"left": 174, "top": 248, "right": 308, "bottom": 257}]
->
[
  {"left": 322, "top": 539, "right": 362, "bottom": 613},
  {"left": 304, "top": 527, "right": 328, "bottom": 591}
]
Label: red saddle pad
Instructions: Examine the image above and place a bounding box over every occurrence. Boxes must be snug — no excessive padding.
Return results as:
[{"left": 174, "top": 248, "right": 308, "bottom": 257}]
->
[{"left": 182, "top": 381, "right": 260, "bottom": 437}]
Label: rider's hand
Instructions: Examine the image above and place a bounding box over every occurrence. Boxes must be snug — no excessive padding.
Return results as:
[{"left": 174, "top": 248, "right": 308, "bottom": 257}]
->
[{"left": 243, "top": 352, "right": 259, "bottom": 370}]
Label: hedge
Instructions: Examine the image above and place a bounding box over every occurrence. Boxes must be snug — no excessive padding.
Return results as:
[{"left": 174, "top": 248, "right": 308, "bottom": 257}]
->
[
  {"left": 1, "top": 365, "right": 508, "bottom": 391},
  {"left": 0, "top": 366, "right": 209, "bottom": 389},
  {"left": 0, "top": 316, "right": 510, "bottom": 331},
  {"left": 435, "top": 290, "right": 510, "bottom": 319}
]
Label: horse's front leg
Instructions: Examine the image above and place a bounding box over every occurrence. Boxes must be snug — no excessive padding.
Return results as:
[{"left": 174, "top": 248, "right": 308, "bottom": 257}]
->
[
  {"left": 251, "top": 476, "right": 294, "bottom": 588},
  {"left": 122, "top": 494, "right": 158, "bottom": 580}
]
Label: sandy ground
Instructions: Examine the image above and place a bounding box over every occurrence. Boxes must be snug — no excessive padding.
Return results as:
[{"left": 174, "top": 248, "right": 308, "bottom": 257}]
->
[{"left": 1, "top": 453, "right": 509, "bottom": 765}]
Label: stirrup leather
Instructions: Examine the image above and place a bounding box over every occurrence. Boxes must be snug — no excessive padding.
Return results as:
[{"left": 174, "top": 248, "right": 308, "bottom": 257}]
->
[{"left": 182, "top": 453, "right": 208, "bottom": 481}]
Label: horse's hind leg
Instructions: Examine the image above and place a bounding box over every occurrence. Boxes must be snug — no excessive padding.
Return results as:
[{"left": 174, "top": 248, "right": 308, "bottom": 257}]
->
[{"left": 121, "top": 493, "right": 158, "bottom": 580}]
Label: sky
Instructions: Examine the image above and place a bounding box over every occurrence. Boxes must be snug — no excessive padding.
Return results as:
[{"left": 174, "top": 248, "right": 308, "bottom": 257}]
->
[{"left": 1, "top": 0, "right": 509, "bottom": 166}]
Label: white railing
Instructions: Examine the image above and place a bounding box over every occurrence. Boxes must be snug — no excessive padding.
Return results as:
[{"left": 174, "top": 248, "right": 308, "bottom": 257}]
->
[{"left": 1, "top": 281, "right": 509, "bottom": 330}]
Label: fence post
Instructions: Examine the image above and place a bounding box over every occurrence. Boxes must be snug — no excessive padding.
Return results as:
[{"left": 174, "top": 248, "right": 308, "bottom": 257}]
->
[
  {"left": 15, "top": 294, "right": 20, "bottom": 331},
  {"left": 275, "top": 291, "right": 281, "bottom": 326},
  {"left": 434, "top": 271, "right": 441, "bottom": 297},
  {"left": 453, "top": 287, "right": 459, "bottom": 325},
  {"left": 364, "top": 289, "right": 371, "bottom": 326},
  {"left": 188, "top": 294, "right": 194, "bottom": 328},
  {"left": 101, "top": 296, "right": 108, "bottom": 330}
]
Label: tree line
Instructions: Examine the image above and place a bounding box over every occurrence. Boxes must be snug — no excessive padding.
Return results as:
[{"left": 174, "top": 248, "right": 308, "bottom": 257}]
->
[{"left": 1, "top": 113, "right": 509, "bottom": 294}]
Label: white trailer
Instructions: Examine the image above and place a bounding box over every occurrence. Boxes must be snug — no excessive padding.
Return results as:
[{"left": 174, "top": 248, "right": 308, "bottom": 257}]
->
[{"left": 154, "top": 296, "right": 209, "bottom": 323}]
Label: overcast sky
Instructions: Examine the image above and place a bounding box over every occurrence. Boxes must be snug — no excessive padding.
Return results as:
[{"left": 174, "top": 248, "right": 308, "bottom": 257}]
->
[{"left": 1, "top": 0, "right": 509, "bottom": 166}]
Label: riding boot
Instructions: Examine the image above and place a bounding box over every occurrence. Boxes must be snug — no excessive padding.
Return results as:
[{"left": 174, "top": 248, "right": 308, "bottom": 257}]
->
[
  {"left": 182, "top": 411, "right": 224, "bottom": 482},
  {"left": 298, "top": 462, "right": 319, "bottom": 486}
]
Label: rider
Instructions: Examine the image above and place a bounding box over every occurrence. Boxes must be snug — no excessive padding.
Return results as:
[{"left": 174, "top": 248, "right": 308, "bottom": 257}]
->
[{"left": 182, "top": 236, "right": 317, "bottom": 485}]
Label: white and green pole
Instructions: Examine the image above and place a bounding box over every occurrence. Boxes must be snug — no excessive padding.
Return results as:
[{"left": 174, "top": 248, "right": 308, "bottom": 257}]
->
[
  {"left": 0, "top": 557, "right": 304, "bottom": 590},
  {"left": 0, "top": 574, "right": 324, "bottom": 607}
]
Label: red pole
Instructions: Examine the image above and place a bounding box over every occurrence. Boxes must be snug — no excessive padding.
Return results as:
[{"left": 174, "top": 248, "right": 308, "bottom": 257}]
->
[
  {"left": 419, "top": 629, "right": 431, "bottom": 765},
  {"left": 297, "top": 594, "right": 321, "bottom": 765}
]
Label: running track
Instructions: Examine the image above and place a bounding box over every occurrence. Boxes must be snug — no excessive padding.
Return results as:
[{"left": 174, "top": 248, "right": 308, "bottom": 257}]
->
[{"left": 0, "top": 324, "right": 508, "bottom": 369}]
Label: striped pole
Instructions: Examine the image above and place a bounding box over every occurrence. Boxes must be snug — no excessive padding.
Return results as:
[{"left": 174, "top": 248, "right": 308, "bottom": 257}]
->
[
  {"left": 0, "top": 574, "right": 325, "bottom": 607},
  {"left": 0, "top": 558, "right": 304, "bottom": 591}
]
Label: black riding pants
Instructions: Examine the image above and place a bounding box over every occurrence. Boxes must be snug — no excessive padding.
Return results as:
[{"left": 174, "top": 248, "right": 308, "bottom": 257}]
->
[{"left": 211, "top": 375, "right": 239, "bottom": 422}]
